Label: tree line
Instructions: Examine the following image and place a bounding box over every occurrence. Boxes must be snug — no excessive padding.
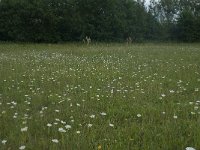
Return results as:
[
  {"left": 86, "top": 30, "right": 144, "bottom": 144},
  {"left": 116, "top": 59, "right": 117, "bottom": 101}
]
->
[{"left": 0, "top": 0, "right": 199, "bottom": 43}]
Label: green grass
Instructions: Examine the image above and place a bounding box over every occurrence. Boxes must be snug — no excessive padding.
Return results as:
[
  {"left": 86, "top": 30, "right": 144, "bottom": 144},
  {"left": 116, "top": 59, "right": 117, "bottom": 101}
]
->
[{"left": 0, "top": 43, "right": 200, "bottom": 150}]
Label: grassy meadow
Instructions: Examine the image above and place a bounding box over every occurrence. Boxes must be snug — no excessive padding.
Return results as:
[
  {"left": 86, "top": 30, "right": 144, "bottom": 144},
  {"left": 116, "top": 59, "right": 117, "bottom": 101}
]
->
[{"left": 0, "top": 43, "right": 200, "bottom": 150}]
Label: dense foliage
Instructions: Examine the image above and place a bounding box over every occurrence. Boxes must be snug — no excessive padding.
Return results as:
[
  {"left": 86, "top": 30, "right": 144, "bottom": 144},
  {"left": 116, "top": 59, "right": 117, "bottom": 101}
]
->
[
  {"left": 0, "top": 0, "right": 199, "bottom": 42},
  {"left": 149, "top": 0, "right": 200, "bottom": 42}
]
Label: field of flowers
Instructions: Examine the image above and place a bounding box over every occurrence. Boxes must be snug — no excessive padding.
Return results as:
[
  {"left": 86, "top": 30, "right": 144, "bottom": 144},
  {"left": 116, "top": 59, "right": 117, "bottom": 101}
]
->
[{"left": 0, "top": 43, "right": 200, "bottom": 150}]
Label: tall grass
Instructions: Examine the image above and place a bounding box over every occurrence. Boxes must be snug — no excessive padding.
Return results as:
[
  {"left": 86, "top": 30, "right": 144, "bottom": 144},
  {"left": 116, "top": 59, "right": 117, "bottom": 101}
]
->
[{"left": 0, "top": 43, "right": 200, "bottom": 150}]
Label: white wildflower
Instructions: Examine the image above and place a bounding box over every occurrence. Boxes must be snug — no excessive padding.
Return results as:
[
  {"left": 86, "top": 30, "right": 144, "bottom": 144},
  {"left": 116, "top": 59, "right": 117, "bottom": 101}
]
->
[
  {"left": 58, "top": 128, "right": 66, "bottom": 133},
  {"left": 21, "top": 127, "right": 28, "bottom": 132},
  {"left": 47, "top": 123, "right": 52, "bottom": 127},
  {"left": 65, "top": 125, "right": 72, "bottom": 129},
  {"left": 61, "top": 121, "right": 66, "bottom": 124},
  {"left": 1, "top": 140, "right": 7, "bottom": 144},
  {"left": 161, "top": 94, "right": 166, "bottom": 97},
  {"left": 19, "top": 145, "right": 26, "bottom": 150},
  {"left": 186, "top": 147, "right": 196, "bottom": 150},
  {"left": 111, "top": 89, "right": 114, "bottom": 94},
  {"left": 55, "top": 118, "right": 60, "bottom": 121},
  {"left": 90, "top": 115, "right": 95, "bottom": 118},
  {"left": 2, "top": 111, "right": 6, "bottom": 114},
  {"left": 52, "top": 139, "right": 59, "bottom": 143},
  {"left": 194, "top": 106, "right": 198, "bottom": 110},
  {"left": 100, "top": 112, "right": 107, "bottom": 116},
  {"left": 87, "top": 124, "right": 93, "bottom": 128},
  {"left": 109, "top": 123, "right": 114, "bottom": 127},
  {"left": 76, "top": 131, "right": 80, "bottom": 134},
  {"left": 55, "top": 110, "right": 60, "bottom": 112},
  {"left": 189, "top": 102, "right": 194, "bottom": 105}
]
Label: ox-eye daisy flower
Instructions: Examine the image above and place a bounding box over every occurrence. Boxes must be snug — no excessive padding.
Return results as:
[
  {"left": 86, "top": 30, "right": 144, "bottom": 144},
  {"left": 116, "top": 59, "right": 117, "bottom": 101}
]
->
[
  {"left": 90, "top": 115, "right": 95, "bottom": 118},
  {"left": 19, "top": 145, "right": 26, "bottom": 150},
  {"left": 186, "top": 147, "right": 196, "bottom": 150},
  {"left": 52, "top": 139, "right": 59, "bottom": 143},
  {"left": 88, "top": 124, "right": 93, "bottom": 128},
  {"left": 100, "top": 112, "right": 107, "bottom": 116},
  {"left": 47, "top": 123, "right": 52, "bottom": 127},
  {"left": 109, "top": 123, "right": 114, "bottom": 127},
  {"left": 1, "top": 140, "right": 7, "bottom": 144},
  {"left": 65, "top": 125, "right": 72, "bottom": 129},
  {"left": 76, "top": 131, "right": 80, "bottom": 134},
  {"left": 21, "top": 127, "right": 28, "bottom": 132},
  {"left": 58, "top": 128, "right": 66, "bottom": 133}
]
